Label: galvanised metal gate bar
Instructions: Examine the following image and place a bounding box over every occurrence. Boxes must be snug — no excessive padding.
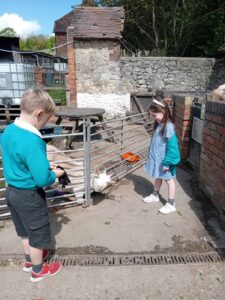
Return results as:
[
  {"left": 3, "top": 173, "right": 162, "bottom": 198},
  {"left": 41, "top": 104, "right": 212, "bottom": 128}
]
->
[
  {"left": 0, "top": 112, "right": 153, "bottom": 219},
  {"left": 0, "top": 129, "right": 87, "bottom": 219},
  {"left": 90, "top": 112, "right": 153, "bottom": 183}
]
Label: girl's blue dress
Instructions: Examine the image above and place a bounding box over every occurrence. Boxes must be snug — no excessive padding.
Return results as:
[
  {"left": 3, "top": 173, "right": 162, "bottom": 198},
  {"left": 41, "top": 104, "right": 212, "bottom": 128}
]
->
[{"left": 144, "top": 122, "right": 176, "bottom": 180}]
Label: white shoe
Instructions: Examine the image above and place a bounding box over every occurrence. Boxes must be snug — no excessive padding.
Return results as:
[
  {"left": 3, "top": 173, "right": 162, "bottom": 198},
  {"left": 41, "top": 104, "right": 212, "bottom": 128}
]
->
[
  {"left": 159, "top": 203, "right": 176, "bottom": 214},
  {"left": 143, "top": 193, "right": 159, "bottom": 203}
]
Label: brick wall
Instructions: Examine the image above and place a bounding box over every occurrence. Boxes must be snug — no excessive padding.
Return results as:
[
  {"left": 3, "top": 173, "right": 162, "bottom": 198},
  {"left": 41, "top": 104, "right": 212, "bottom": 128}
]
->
[
  {"left": 156, "top": 91, "right": 193, "bottom": 162},
  {"left": 55, "top": 33, "right": 67, "bottom": 57},
  {"left": 34, "top": 67, "right": 46, "bottom": 88},
  {"left": 173, "top": 95, "right": 193, "bottom": 161},
  {"left": 199, "top": 101, "right": 225, "bottom": 212}
]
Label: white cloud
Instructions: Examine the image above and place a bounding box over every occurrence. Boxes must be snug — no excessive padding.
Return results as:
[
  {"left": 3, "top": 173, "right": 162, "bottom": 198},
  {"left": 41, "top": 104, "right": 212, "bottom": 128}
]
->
[{"left": 0, "top": 13, "right": 41, "bottom": 38}]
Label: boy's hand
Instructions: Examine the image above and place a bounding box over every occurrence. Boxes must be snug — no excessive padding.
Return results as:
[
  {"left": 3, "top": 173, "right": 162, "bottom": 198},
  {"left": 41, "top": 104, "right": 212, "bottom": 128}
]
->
[
  {"left": 163, "top": 166, "right": 170, "bottom": 172},
  {"left": 50, "top": 163, "right": 57, "bottom": 170},
  {"left": 53, "top": 168, "right": 65, "bottom": 178}
]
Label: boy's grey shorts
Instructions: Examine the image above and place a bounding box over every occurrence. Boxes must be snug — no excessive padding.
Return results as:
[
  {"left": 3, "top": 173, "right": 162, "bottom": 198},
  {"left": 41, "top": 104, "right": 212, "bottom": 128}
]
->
[{"left": 6, "top": 186, "right": 51, "bottom": 249}]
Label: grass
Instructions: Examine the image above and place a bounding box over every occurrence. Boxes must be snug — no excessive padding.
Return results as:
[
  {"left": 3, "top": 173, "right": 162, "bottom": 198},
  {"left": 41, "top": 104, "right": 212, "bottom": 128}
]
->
[{"left": 47, "top": 89, "right": 66, "bottom": 105}]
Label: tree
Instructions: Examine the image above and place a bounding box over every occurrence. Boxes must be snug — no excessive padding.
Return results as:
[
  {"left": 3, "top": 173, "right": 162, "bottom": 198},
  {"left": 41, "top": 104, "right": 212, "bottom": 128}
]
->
[
  {"left": 96, "top": 0, "right": 225, "bottom": 57},
  {"left": 96, "top": 0, "right": 121, "bottom": 6},
  {"left": 81, "top": 0, "right": 97, "bottom": 6},
  {"left": 20, "top": 35, "right": 56, "bottom": 55},
  {"left": 0, "top": 27, "right": 18, "bottom": 37}
]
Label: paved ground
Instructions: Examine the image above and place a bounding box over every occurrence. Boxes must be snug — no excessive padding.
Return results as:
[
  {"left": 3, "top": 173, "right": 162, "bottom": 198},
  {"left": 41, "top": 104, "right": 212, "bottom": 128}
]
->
[
  {"left": 0, "top": 166, "right": 225, "bottom": 299},
  {"left": 1, "top": 263, "right": 225, "bottom": 300}
]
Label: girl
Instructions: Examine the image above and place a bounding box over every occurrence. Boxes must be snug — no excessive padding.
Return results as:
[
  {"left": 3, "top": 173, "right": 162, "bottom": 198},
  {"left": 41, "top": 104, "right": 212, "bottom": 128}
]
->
[{"left": 143, "top": 99, "right": 180, "bottom": 214}]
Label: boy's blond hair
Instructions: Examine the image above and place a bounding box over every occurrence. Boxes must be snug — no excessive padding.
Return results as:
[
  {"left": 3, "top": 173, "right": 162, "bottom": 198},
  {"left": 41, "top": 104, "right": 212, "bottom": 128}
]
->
[{"left": 20, "top": 89, "right": 56, "bottom": 114}]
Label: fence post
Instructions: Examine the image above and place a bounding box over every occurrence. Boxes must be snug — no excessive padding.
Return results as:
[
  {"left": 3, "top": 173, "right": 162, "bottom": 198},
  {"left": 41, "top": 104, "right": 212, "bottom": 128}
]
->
[{"left": 83, "top": 117, "right": 92, "bottom": 206}]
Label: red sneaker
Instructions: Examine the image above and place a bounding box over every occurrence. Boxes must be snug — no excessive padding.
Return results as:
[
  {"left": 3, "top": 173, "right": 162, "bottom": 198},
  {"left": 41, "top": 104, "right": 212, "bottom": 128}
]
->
[
  {"left": 23, "top": 249, "right": 50, "bottom": 272},
  {"left": 30, "top": 261, "right": 62, "bottom": 283}
]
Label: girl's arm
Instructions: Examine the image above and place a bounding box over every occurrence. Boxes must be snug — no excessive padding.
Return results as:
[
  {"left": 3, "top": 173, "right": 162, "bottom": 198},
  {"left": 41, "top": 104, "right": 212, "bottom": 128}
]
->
[
  {"left": 163, "top": 134, "right": 180, "bottom": 167},
  {"left": 162, "top": 123, "right": 180, "bottom": 168}
]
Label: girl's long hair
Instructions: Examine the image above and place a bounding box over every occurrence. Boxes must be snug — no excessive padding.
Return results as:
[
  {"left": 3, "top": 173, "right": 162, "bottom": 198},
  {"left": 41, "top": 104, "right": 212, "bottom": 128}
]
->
[{"left": 148, "top": 99, "right": 174, "bottom": 136}]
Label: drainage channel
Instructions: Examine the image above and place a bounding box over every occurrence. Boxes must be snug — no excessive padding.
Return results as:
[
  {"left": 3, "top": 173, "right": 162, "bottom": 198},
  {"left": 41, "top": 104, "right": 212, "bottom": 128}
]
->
[{"left": 0, "top": 252, "right": 225, "bottom": 268}]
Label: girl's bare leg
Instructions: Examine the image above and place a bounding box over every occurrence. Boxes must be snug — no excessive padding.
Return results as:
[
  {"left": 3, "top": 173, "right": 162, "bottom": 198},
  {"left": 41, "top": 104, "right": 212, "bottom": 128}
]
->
[
  {"left": 166, "top": 178, "right": 175, "bottom": 202},
  {"left": 154, "top": 178, "right": 162, "bottom": 193},
  {"left": 158, "top": 178, "right": 176, "bottom": 214}
]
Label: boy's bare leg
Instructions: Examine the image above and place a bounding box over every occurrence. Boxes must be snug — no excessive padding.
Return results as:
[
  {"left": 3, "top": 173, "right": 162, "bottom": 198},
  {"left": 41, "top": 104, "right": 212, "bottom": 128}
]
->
[
  {"left": 21, "top": 237, "right": 30, "bottom": 255},
  {"left": 29, "top": 245, "right": 43, "bottom": 265},
  {"left": 22, "top": 238, "right": 43, "bottom": 271},
  {"left": 154, "top": 178, "right": 162, "bottom": 192}
]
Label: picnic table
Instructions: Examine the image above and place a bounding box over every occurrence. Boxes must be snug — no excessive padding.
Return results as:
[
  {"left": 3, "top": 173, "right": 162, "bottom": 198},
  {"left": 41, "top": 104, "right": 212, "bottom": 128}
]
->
[
  {"left": 55, "top": 107, "right": 105, "bottom": 130},
  {"left": 55, "top": 107, "right": 110, "bottom": 148}
]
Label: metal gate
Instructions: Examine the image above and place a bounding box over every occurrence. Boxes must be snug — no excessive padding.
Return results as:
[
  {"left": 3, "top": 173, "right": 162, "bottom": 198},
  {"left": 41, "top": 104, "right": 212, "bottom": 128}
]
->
[
  {"left": 0, "top": 112, "right": 153, "bottom": 219},
  {"left": 0, "top": 127, "right": 86, "bottom": 219}
]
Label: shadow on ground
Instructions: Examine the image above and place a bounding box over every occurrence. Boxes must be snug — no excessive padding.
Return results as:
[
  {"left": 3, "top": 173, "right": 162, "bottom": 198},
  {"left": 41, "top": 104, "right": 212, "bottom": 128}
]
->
[
  {"left": 126, "top": 173, "right": 167, "bottom": 204},
  {"left": 176, "top": 165, "right": 225, "bottom": 256},
  {"left": 122, "top": 166, "right": 225, "bottom": 255},
  {"left": 50, "top": 212, "right": 71, "bottom": 251}
]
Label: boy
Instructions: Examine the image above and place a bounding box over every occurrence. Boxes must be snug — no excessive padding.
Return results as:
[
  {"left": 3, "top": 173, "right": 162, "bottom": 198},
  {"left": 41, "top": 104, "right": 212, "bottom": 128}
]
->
[{"left": 1, "top": 89, "right": 64, "bottom": 282}]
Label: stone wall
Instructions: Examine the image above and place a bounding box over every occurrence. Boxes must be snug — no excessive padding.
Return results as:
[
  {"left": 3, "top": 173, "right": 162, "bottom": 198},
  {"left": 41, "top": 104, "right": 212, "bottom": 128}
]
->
[
  {"left": 120, "top": 57, "right": 215, "bottom": 93},
  {"left": 73, "top": 38, "right": 225, "bottom": 117},
  {"left": 77, "top": 93, "right": 130, "bottom": 119},
  {"left": 75, "top": 39, "right": 129, "bottom": 117},
  {"left": 75, "top": 49, "right": 216, "bottom": 95},
  {"left": 207, "top": 58, "right": 225, "bottom": 89},
  {"left": 75, "top": 40, "right": 123, "bottom": 93},
  {"left": 199, "top": 101, "right": 225, "bottom": 213}
]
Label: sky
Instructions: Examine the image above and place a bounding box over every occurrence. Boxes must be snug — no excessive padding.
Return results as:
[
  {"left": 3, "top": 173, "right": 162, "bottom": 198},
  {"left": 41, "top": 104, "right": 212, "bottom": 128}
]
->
[{"left": 0, "top": 0, "right": 83, "bottom": 37}]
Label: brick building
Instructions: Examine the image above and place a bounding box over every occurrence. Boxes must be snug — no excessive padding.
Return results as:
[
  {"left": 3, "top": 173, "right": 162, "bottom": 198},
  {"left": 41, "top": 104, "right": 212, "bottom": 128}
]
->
[
  {"left": 53, "top": 6, "right": 125, "bottom": 107},
  {"left": 53, "top": 7, "right": 125, "bottom": 58}
]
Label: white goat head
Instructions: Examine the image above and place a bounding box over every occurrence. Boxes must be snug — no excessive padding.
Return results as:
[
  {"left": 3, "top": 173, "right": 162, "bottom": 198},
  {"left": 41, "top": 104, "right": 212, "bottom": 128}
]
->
[
  {"left": 91, "top": 171, "right": 115, "bottom": 192},
  {"left": 213, "top": 84, "right": 225, "bottom": 101}
]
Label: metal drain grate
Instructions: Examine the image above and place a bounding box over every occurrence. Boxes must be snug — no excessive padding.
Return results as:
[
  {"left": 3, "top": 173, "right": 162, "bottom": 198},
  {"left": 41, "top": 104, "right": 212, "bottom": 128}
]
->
[{"left": 0, "top": 252, "right": 225, "bottom": 269}]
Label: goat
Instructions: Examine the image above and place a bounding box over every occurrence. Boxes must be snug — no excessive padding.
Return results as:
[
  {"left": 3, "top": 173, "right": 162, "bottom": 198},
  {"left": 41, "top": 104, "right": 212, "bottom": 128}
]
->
[
  {"left": 213, "top": 84, "right": 225, "bottom": 101},
  {"left": 46, "top": 144, "right": 116, "bottom": 201}
]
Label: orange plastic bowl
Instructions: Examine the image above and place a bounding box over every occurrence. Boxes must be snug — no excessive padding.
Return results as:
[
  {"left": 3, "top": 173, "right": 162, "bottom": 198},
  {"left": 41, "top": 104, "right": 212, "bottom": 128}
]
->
[{"left": 121, "top": 152, "right": 140, "bottom": 162}]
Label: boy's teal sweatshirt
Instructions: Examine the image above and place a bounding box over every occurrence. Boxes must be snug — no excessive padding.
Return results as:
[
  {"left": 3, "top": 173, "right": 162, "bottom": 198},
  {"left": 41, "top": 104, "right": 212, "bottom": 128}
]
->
[{"left": 1, "top": 123, "right": 56, "bottom": 189}]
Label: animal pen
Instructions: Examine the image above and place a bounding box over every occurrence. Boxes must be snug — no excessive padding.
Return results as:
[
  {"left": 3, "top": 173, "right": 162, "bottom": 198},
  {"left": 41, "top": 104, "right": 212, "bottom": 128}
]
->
[{"left": 0, "top": 112, "right": 153, "bottom": 220}]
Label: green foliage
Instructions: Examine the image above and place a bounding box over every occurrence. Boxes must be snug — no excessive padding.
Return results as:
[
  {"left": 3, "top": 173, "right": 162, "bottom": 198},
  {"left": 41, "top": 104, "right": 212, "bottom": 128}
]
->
[
  {"left": 47, "top": 89, "right": 66, "bottom": 105},
  {"left": 96, "top": 0, "right": 225, "bottom": 57},
  {"left": 96, "top": 0, "right": 121, "bottom": 6},
  {"left": 20, "top": 35, "right": 55, "bottom": 55},
  {"left": 81, "top": 0, "right": 97, "bottom": 6},
  {"left": 0, "top": 27, "right": 18, "bottom": 37}
]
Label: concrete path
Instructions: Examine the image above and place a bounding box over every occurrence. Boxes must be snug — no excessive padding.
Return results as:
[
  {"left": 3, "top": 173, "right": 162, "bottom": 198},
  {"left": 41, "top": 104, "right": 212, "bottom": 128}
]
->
[
  {"left": 1, "top": 264, "right": 225, "bottom": 299},
  {"left": 0, "top": 166, "right": 225, "bottom": 299}
]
